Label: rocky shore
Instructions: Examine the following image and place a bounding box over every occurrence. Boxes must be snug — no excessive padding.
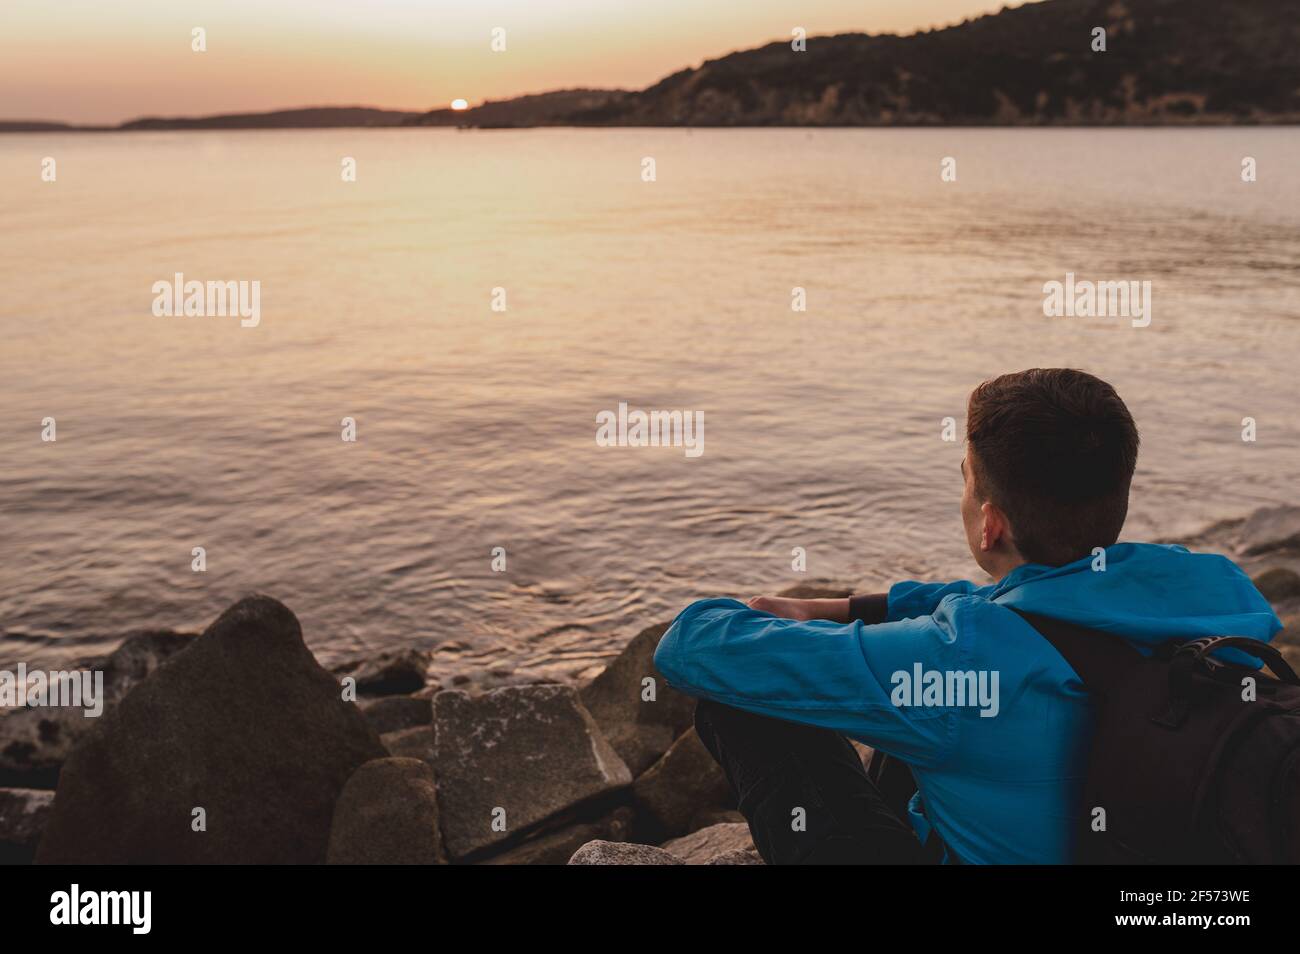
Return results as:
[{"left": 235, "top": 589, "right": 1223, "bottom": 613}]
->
[
  {"left": 2, "top": 505, "right": 1297, "bottom": 865},
  {"left": 0, "top": 597, "right": 769, "bottom": 865}
]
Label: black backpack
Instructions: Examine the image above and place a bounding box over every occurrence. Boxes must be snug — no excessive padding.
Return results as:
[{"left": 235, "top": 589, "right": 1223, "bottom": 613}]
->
[{"left": 1012, "top": 608, "right": 1300, "bottom": 864}]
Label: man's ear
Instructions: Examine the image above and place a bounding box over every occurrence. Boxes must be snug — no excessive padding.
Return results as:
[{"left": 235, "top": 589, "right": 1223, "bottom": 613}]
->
[{"left": 979, "top": 501, "right": 1009, "bottom": 552}]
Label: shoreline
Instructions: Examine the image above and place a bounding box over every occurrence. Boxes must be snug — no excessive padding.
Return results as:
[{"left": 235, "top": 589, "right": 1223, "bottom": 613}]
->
[
  {"left": 0, "top": 504, "right": 1295, "bottom": 864},
  {"left": 7, "top": 119, "right": 1300, "bottom": 134},
  {"left": 7, "top": 503, "right": 1294, "bottom": 673}
]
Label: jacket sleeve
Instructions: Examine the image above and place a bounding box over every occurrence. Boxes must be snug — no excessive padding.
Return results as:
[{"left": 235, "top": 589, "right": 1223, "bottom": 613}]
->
[
  {"left": 887, "top": 579, "right": 991, "bottom": 620},
  {"left": 653, "top": 598, "right": 963, "bottom": 767}
]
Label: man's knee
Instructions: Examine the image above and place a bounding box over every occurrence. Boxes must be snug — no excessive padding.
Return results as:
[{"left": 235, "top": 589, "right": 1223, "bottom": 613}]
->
[
  {"left": 695, "top": 697, "right": 780, "bottom": 739},
  {"left": 694, "top": 698, "right": 782, "bottom": 763}
]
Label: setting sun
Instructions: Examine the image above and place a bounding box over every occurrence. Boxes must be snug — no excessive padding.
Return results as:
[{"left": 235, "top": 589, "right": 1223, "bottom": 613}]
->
[{"left": 451, "top": 99, "right": 469, "bottom": 111}]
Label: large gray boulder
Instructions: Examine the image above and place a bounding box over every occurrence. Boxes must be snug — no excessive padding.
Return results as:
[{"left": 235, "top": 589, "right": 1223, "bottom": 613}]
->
[
  {"left": 579, "top": 622, "right": 696, "bottom": 776},
  {"left": 327, "top": 758, "right": 446, "bottom": 865},
  {"left": 36, "top": 596, "right": 386, "bottom": 864},
  {"left": 632, "top": 727, "right": 734, "bottom": 839},
  {"left": 568, "top": 840, "right": 684, "bottom": 865},
  {"left": 432, "top": 685, "right": 632, "bottom": 860},
  {"left": 0, "top": 630, "right": 194, "bottom": 787},
  {"left": 0, "top": 787, "right": 55, "bottom": 864}
]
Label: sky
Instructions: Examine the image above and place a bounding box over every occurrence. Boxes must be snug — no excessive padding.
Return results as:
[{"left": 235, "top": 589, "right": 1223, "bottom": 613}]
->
[{"left": 1, "top": 0, "right": 1030, "bottom": 125}]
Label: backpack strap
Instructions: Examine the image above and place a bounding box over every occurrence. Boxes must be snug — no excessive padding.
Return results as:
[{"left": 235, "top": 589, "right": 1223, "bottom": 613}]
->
[{"left": 1007, "top": 607, "right": 1143, "bottom": 693}]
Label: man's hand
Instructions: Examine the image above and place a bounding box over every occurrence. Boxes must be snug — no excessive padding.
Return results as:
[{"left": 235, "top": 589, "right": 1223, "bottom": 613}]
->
[{"left": 746, "top": 595, "right": 850, "bottom": 623}]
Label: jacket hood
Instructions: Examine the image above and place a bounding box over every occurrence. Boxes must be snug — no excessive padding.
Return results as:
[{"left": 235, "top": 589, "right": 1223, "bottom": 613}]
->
[{"left": 991, "top": 542, "right": 1281, "bottom": 648}]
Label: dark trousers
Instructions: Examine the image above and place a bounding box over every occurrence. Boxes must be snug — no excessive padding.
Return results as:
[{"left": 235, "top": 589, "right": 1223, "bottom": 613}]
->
[{"left": 694, "top": 699, "right": 936, "bottom": 865}]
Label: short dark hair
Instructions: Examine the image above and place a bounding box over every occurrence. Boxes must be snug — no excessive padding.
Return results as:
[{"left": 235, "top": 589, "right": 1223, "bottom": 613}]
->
[{"left": 966, "top": 369, "right": 1139, "bottom": 567}]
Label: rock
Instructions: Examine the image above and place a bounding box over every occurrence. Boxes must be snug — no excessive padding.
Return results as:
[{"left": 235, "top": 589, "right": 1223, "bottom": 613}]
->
[
  {"left": 0, "top": 630, "right": 194, "bottom": 788},
  {"left": 447, "top": 666, "right": 563, "bottom": 695},
  {"left": 326, "top": 758, "right": 446, "bottom": 865},
  {"left": 1254, "top": 568, "right": 1300, "bottom": 604},
  {"left": 776, "top": 582, "right": 853, "bottom": 599},
  {"left": 1240, "top": 506, "right": 1300, "bottom": 556},
  {"left": 381, "top": 726, "right": 435, "bottom": 764},
  {"left": 632, "top": 728, "right": 735, "bottom": 840},
  {"left": 688, "top": 807, "right": 746, "bottom": 832},
  {"left": 432, "top": 685, "right": 632, "bottom": 860},
  {"left": 333, "top": 648, "right": 430, "bottom": 696},
  {"left": 0, "top": 788, "right": 55, "bottom": 864},
  {"left": 707, "top": 848, "right": 764, "bottom": 864},
  {"left": 479, "top": 807, "right": 636, "bottom": 865},
  {"left": 36, "top": 596, "right": 386, "bottom": 864},
  {"left": 579, "top": 622, "right": 696, "bottom": 776},
  {"left": 661, "top": 822, "right": 757, "bottom": 864},
  {"left": 486, "top": 669, "right": 561, "bottom": 690},
  {"left": 82, "top": 629, "right": 196, "bottom": 689},
  {"left": 568, "top": 840, "right": 684, "bottom": 865},
  {"left": 360, "top": 695, "right": 432, "bottom": 735}
]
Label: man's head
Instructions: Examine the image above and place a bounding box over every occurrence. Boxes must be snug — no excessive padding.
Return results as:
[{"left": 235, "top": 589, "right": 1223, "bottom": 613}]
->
[{"left": 960, "top": 368, "right": 1139, "bottom": 575}]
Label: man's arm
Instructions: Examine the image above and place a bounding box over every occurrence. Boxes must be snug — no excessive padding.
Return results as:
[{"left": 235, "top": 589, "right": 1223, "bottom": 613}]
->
[
  {"left": 654, "top": 597, "right": 958, "bottom": 766},
  {"left": 746, "top": 593, "right": 888, "bottom": 624},
  {"left": 749, "top": 580, "right": 999, "bottom": 626}
]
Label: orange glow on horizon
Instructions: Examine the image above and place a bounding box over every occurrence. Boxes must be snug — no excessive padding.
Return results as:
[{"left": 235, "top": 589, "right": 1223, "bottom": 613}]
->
[{"left": 1, "top": 0, "right": 1032, "bottom": 125}]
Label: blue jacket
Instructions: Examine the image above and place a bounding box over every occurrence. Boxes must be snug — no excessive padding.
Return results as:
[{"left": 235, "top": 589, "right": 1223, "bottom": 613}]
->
[{"left": 653, "top": 543, "right": 1282, "bottom": 864}]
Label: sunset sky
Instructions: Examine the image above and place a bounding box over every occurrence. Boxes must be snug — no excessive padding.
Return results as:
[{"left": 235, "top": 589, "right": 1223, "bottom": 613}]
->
[{"left": 2, "top": 0, "right": 1030, "bottom": 125}]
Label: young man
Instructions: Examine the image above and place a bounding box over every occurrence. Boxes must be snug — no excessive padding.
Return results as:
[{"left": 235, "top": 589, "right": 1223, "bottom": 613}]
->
[{"left": 654, "top": 369, "right": 1282, "bottom": 864}]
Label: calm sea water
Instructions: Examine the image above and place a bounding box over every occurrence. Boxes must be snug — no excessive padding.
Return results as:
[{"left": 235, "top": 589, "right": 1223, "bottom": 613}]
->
[{"left": 2, "top": 128, "right": 1298, "bottom": 679}]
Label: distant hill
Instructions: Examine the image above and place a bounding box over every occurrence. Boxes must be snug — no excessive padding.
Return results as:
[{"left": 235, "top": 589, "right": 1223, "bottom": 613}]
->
[
  {"left": 1, "top": 107, "right": 418, "bottom": 132},
  {"left": 0, "top": 121, "right": 98, "bottom": 132},
  {"left": 419, "top": 0, "right": 1300, "bottom": 127},
  {"left": 118, "top": 107, "right": 420, "bottom": 130},
  {"left": 408, "top": 89, "right": 631, "bottom": 128},
  {"left": 6, "top": 0, "right": 1298, "bottom": 132}
]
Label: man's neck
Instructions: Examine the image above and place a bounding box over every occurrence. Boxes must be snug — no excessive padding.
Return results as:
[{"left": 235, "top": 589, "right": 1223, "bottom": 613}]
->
[{"left": 989, "top": 555, "right": 1028, "bottom": 582}]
